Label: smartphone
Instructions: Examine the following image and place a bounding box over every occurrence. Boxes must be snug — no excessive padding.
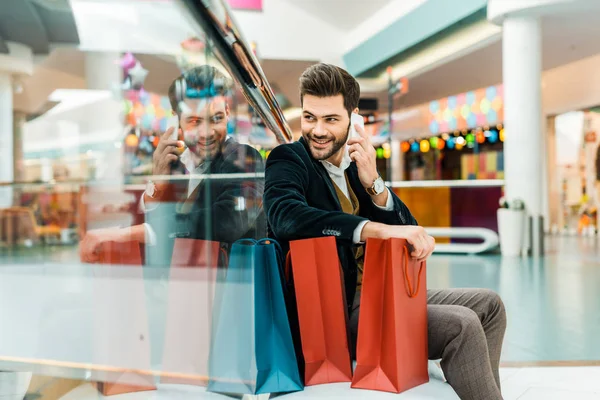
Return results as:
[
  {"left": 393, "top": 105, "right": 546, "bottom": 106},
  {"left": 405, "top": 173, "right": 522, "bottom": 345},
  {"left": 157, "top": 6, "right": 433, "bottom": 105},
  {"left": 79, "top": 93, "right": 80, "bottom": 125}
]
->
[{"left": 348, "top": 113, "right": 364, "bottom": 141}]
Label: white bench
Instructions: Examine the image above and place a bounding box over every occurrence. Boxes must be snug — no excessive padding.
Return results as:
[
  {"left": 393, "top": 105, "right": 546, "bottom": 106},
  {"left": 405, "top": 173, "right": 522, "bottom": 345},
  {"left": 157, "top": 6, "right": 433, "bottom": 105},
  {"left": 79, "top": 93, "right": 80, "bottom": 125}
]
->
[{"left": 426, "top": 227, "right": 499, "bottom": 254}]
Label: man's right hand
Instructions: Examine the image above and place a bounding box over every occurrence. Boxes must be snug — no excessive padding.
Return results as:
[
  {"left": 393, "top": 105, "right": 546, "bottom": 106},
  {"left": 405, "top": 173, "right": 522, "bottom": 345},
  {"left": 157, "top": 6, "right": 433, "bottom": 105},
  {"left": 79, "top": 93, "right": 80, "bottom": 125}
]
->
[
  {"left": 361, "top": 222, "right": 435, "bottom": 261},
  {"left": 152, "top": 127, "right": 184, "bottom": 176}
]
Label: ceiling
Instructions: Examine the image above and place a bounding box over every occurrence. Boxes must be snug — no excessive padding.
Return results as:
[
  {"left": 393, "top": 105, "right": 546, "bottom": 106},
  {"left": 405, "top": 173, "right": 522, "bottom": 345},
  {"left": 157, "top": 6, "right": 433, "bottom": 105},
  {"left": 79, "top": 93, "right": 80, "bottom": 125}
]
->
[
  {"left": 285, "top": 0, "right": 395, "bottom": 31},
  {"left": 365, "top": 7, "right": 600, "bottom": 112},
  {"left": 12, "top": 46, "right": 316, "bottom": 115},
  {"left": 261, "top": 59, "right": 318, "bottom": 108},
  {"left": 0, "top": 0, "right": 79, "bottom": 54}
]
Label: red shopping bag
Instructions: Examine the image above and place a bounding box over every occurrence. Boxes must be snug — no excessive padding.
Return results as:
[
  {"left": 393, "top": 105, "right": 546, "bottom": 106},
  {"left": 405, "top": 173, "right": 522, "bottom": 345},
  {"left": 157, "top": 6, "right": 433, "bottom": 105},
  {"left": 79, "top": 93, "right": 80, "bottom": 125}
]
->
[
  {"left": 288, "top": 236, "right": 352, "bottom": 386},
  {"left": 162, "top": 239, "right": 226, "bottom": 386},
  {"left": 351, "top": 238, "right": 429, "bottom": 393},
  {"left": 95, "top": 240, "right": 156, "bottom": 395}
]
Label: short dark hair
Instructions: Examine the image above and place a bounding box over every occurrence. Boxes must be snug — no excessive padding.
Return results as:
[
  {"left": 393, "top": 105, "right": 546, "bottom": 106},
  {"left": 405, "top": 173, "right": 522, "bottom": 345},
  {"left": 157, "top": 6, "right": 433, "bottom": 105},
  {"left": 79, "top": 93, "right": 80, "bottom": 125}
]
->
[
  {"left": 299, "top": 63, "right": 360, "bottom": 116},
  {"left": 168, "top": 65, "right": 232, "bottom": 114}
]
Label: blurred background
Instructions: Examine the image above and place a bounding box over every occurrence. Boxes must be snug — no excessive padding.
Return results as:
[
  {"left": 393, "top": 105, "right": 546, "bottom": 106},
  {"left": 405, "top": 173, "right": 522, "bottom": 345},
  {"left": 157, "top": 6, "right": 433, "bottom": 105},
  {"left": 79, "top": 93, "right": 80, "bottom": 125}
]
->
[{"left": 0, "top": 0, "right": 599, "bottom": 399}]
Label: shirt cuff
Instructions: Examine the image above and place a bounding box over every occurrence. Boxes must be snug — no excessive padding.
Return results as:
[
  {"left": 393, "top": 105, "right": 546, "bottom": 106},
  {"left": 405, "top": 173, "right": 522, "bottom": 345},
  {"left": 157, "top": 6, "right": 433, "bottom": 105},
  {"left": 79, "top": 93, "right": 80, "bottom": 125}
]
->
[
  {"left": 143, "top": 222, "right": 157, "bottom": 246},
  {"left": 353, "top": 220, "right": 370, "bottom": 244},
  {"left": 139, "top": 192, "right": 160, "bottom": 213},
  {"left": 373, "top": 188, "right": 394, "bottom": 211}
]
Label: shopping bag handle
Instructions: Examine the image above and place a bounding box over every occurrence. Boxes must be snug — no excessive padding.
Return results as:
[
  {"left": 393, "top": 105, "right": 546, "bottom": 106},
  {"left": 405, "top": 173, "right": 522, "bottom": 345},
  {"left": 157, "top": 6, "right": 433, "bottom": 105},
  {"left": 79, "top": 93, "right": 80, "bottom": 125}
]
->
[
  {"left": 235, "top": 238, "right": 258, "bottom": 245},
  {"left": 285, "top": 251, "right": 292, "bottom": 282},
  {"left": 402, "top": 246, "right": 424, "bottom": 298},
  {"left": 219, "top": 246, "right": 229, "bottom": 267}
]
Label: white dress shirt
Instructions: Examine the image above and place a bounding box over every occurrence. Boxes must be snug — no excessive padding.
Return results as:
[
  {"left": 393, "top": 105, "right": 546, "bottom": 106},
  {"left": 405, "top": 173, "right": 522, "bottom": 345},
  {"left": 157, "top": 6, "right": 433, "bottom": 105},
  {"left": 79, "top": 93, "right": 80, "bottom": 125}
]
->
[
  {"left": 319, "top": 149, "right": 394, "bottom": 244},
  {"left": 140, "top": 147, "right": 212, "bottom": 245}
]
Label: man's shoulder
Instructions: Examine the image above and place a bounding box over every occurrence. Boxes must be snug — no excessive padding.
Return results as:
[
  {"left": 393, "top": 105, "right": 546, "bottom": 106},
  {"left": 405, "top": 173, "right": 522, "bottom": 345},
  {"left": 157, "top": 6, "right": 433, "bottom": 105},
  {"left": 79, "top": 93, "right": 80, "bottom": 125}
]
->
[
  {"left": 220, "top": 139, "right": 265, "bottom": 172},
  {"left": 268, "top": 140, "right": 310, "bottom": 162}
]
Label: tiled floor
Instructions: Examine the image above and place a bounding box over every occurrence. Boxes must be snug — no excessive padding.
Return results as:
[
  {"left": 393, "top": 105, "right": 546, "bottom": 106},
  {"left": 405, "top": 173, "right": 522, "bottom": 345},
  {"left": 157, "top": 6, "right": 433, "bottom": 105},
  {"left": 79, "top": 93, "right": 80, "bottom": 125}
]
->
[
  {"left": 499, "top": 366, "right": 600, "bottom": 399},
  {"left": 50, "top": 366, "right": 600, "bottom": 399},
  {"left": 1, "top": 235, "right": 599, "bottom": 399}
]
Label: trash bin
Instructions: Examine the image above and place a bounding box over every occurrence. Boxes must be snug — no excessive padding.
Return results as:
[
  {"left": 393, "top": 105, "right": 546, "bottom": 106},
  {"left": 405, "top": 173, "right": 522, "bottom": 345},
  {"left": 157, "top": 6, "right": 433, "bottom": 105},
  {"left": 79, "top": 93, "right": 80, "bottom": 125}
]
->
[{"left": 497, "top": 208, "right": 525, "bottom": 257}]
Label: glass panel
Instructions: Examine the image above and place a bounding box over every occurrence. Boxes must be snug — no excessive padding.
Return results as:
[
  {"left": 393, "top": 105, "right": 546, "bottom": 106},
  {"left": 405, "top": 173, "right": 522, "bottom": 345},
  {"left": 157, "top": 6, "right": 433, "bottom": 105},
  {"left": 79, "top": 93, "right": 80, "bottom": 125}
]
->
[{"left": 0, "top": 0, "right": 290, "bottom": 396}]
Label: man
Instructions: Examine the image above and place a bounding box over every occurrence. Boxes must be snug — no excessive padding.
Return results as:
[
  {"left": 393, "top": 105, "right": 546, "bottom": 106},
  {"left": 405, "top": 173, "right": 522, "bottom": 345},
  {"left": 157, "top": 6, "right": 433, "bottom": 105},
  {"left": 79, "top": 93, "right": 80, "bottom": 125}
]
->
[
  {"left": 263, "top": 63, "right": 506, "bottom": 400},
  {"left": 81, "top": 65, "right": 264, "bottom": 264}
]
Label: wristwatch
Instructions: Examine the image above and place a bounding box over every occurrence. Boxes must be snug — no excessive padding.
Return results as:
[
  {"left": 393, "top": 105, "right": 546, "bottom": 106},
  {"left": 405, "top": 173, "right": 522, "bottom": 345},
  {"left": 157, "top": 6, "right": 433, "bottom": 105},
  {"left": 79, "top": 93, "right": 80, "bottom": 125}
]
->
[{"left": 366, "top": 176, "right": 386, "bottom": 196}]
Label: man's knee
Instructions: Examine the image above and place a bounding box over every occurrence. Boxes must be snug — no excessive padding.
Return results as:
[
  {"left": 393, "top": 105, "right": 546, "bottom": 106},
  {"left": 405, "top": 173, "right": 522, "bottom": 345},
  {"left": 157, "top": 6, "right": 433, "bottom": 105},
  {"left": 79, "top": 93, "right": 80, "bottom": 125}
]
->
[
  {"left": 433, "top": 306, "right": 483, "bottom": 340},
  {"left": 479, "top": 289, "right": 507, "bottom": 328}
]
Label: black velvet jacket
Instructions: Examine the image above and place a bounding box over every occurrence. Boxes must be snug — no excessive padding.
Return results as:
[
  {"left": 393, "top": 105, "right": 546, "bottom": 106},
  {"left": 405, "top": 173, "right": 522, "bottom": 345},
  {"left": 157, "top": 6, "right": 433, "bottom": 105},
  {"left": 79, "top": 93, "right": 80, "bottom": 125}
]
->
[
  {"left": 145, "top": 139, "right": 265, "bottom": 267},
  {"left": 264, "top": 137, "right": 417, "bottom": 310}
]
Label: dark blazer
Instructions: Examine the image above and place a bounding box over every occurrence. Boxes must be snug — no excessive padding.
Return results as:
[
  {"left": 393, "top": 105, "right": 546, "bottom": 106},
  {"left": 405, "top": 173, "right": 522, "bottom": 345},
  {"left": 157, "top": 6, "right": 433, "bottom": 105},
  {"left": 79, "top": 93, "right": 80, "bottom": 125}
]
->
[
  {"left": 145, "top": 139, "right": 265, "bottom": 267},
  {"left": 264, "top": 137, "right": 417, "bottom": 309}
]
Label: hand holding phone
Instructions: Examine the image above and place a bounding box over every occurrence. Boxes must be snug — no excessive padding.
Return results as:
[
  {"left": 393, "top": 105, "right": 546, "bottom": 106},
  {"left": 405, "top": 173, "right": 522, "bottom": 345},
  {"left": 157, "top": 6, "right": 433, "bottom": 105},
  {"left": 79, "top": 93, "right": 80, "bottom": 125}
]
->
[{"left": 348, "top": 112, "right": 364, "bottom": 142}]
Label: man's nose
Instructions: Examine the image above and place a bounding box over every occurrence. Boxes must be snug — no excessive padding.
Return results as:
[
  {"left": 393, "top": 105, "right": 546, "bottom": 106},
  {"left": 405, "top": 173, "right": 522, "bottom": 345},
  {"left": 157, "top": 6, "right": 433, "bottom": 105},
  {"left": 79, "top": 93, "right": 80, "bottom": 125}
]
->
[
  {"left": 197, "top": 124, "right": 215, "bottom": 139},
  {"left": 312, "top": 120, "right": 326, "bottom": 136}
]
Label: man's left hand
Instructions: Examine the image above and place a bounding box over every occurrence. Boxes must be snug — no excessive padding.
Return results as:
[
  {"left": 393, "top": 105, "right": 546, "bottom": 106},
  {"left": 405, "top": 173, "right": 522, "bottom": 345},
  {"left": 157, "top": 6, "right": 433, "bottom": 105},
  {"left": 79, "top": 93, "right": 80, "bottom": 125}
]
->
[{"left": 348, "top": 123, "right": 378, "bottom": 189}]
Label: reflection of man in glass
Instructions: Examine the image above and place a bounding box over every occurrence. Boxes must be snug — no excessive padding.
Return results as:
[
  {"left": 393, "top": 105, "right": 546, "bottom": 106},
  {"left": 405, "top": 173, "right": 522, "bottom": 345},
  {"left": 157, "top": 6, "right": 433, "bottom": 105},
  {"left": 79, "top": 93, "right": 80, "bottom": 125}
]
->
[{"left": 80, "top": 66, "right": 265, "bottom": 263}]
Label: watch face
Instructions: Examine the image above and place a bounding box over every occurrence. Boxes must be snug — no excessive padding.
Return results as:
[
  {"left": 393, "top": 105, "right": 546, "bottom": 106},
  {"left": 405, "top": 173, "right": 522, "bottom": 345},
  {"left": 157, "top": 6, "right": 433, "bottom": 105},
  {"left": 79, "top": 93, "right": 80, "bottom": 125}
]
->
[{"left": 374, "top": 178, "right": 385, "bottom": 194}]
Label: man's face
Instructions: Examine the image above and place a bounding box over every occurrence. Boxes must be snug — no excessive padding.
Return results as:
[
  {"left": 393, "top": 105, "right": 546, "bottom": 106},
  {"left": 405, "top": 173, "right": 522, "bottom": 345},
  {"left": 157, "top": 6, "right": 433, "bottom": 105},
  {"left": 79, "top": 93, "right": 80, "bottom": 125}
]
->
[
  {"left": 178, "top": 96, "right": 229, "bottom": 160},
  {"left": 301, "top": 94, "right": 350, "bottom": 162}
]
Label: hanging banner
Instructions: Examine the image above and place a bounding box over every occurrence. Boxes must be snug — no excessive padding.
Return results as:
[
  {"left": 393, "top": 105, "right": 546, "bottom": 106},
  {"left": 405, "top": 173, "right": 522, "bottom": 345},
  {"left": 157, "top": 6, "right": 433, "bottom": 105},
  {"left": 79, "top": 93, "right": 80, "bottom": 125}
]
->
[{"left": 227, "top": 0, "right": 263, "bottom": 11}]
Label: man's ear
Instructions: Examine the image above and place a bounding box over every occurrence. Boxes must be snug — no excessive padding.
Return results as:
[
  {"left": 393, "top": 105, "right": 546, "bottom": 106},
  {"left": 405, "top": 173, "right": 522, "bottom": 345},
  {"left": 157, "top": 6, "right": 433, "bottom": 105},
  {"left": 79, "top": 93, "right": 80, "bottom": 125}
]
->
[
  {"left": 225, "top": 102, "right": 230, "bottom": 117},
  {"left": 352, "top": 107, "right": 359, "bottom": 114}
]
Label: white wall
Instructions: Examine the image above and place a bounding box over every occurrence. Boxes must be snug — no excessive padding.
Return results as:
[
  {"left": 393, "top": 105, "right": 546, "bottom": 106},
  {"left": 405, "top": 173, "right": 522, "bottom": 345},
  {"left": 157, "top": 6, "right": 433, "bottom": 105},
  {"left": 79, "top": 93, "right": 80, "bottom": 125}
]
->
[
  {"left": 488, "top": 0, "right": 595, "bottom": 23},
  {"left": 232, "top": 2, "right": 345, "bottom": 63},
  {"left": 543, "top": 53, "right": 600, "bottom": 116},
  {"left": 344, "top": 0, "right": 427, "bottom": 52},
  {"left": 23, "top": 95, "right": 124, "bottom": 184}
]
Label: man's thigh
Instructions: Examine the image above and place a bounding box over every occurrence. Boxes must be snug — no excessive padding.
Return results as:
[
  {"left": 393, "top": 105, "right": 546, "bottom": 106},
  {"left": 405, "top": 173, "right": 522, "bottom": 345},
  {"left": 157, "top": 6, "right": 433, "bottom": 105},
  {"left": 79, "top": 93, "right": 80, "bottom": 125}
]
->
[{"left": 427, "top": 288, "right": 500, "bottom": 317}]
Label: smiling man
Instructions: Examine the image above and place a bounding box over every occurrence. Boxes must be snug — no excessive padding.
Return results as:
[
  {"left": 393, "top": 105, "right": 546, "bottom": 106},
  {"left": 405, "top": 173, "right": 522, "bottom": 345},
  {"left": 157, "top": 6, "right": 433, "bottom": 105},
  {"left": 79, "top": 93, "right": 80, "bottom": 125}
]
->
[
  {"left": 263, "top": 63, "right": 506, "bottom": 400},
  {"left": 80, "top": 66, "right": 265, "bottom": 264}
]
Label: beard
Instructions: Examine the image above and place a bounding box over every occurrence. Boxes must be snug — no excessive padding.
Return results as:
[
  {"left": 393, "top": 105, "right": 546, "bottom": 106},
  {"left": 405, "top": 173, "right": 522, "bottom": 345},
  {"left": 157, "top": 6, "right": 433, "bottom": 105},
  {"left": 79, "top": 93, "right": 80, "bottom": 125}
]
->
[
  {"left": 189, "top": 141, "right": 223, "bottom": 162},
  {"left": 184, "top": 129, "right": 224, "bottom": 162},
  {"left": 305, "top": 123, "right": 350, "bottom": 161}
]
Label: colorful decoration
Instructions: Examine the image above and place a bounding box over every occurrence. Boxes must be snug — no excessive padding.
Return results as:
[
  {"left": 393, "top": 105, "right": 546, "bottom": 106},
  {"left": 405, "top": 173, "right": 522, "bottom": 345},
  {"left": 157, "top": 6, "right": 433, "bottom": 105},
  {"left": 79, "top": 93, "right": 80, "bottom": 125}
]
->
[
  {"left": 476, "top": 132, "right": 486, "bottom": 144},
  {"left": 420, "top": 140, "right": 430, "bottom": 153},
  {"left": 437, "top": 138, "right": 446, "bottom": 150},
  {"left": 125, "top": 134, "right": 139, "bottom": 147},
  {"left": 461, "top": 151, "right": 504, "bottom": 180},
  {"left": 446, "top": 137, "right": 455, "bottom": 149},
  {"left": 500, "top": 128, "right": 505, "bottom": 142},
  {"left": 128, "top": 62, "right": 149, "bottom": 89},
  {"left": 123, "top": 92, "right": 171, "bottom": 133},
  {"left": 411, "top": 141, "right": 419, "bottom": 153},
  {"left": 401, "top": 141, "right": 411, "bottom": 153},
  {"left": 428, "top": 84, "right": 504, "bottom": 133}
]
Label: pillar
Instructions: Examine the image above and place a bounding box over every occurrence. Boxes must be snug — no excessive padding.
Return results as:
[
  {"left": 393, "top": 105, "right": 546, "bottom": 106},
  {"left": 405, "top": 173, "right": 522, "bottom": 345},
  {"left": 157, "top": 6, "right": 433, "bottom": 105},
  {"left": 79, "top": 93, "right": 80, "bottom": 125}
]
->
[
  {"left": 0, "top": 73, "right": 14, "bottom": 207},
  {"left": 85, "top": 52, "right": 124, "bottom": 185},
  {"left": 390, "top": 139, "right": 404, "bottom": 183},
  {"left": 502, "top": 16, "right": 544, "bottom": 255}
]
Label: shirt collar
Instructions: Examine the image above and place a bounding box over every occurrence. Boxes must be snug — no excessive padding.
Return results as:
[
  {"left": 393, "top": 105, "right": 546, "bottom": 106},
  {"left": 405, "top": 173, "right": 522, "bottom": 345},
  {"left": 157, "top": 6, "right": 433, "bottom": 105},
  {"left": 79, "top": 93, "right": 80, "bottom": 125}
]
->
[{"left": 319, "top": 147, "right": 352, "bottom": 177}]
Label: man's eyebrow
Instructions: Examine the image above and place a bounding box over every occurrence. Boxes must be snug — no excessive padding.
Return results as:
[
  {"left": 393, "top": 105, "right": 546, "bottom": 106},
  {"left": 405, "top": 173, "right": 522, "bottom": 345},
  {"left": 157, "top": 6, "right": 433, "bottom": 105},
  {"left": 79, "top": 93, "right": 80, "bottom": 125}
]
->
[{"left": 302, "top": 111, "right": 343, "bottom": 118}]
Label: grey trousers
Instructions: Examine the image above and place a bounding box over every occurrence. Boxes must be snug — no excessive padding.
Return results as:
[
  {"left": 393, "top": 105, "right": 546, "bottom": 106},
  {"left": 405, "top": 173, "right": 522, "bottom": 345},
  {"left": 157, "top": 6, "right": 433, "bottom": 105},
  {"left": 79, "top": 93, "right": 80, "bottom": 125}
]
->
[{"left": 350, "top": 288, "right": 507, "bottom": 400}]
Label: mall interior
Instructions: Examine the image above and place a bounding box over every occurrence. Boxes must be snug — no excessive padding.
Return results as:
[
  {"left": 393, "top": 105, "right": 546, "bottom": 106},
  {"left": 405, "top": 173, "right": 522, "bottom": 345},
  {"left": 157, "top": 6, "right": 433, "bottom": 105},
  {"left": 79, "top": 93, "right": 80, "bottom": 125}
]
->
[{"left": 0, "top": 0, "right": 599, "bottom": 399}]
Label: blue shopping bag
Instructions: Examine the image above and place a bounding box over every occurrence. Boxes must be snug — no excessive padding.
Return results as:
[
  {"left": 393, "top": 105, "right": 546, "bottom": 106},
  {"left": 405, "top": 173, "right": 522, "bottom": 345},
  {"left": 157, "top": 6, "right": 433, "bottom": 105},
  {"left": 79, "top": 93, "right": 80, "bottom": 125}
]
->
[{"left": 207, "top": 239, "right": 303, "bottom": 395}]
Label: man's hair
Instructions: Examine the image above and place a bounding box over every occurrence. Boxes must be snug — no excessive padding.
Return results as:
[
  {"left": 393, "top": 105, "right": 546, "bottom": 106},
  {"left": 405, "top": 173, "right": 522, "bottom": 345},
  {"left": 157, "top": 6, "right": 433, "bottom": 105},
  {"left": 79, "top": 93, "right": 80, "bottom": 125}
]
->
[
  {"left": 299, "top": 63, "right": 360, "bottom": 116},
  {"left": 168, "top": 65, "right": 232, "bottom": 114}
]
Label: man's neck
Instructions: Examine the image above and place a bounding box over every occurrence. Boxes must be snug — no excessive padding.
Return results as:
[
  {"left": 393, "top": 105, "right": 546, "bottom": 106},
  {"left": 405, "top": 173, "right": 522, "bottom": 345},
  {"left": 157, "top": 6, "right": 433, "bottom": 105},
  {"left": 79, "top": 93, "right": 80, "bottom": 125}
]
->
[{"left": 325, "top": 149, "right": 345, "bottom": 168}]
